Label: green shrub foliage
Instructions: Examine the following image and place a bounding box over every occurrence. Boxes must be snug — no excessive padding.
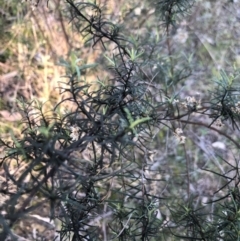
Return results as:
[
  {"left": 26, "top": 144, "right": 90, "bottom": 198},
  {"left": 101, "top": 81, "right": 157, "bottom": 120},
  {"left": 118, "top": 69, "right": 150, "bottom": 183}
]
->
[{"left": 1, "top": 0, "right": 240, "bottom": 240}]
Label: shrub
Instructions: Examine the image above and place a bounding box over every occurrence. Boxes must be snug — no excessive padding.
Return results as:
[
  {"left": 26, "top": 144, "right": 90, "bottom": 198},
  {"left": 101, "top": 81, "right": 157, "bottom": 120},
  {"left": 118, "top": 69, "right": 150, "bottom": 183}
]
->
[{"left": 1, "top": 0, "right": 240, "bottom": 240}]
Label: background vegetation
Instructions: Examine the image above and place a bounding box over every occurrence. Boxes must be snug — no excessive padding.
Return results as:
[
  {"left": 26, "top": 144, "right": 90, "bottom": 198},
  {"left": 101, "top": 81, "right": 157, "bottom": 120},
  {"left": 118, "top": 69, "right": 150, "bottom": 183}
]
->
[{"left": 1, "top": 0, "right": 240, "bottom": 240}]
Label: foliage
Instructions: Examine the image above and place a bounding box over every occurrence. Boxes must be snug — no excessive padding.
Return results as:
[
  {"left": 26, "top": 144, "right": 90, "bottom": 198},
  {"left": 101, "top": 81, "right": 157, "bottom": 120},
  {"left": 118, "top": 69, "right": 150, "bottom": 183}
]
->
[{"left": 1, "top": 0, "right": 240, "bottom": 240}]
